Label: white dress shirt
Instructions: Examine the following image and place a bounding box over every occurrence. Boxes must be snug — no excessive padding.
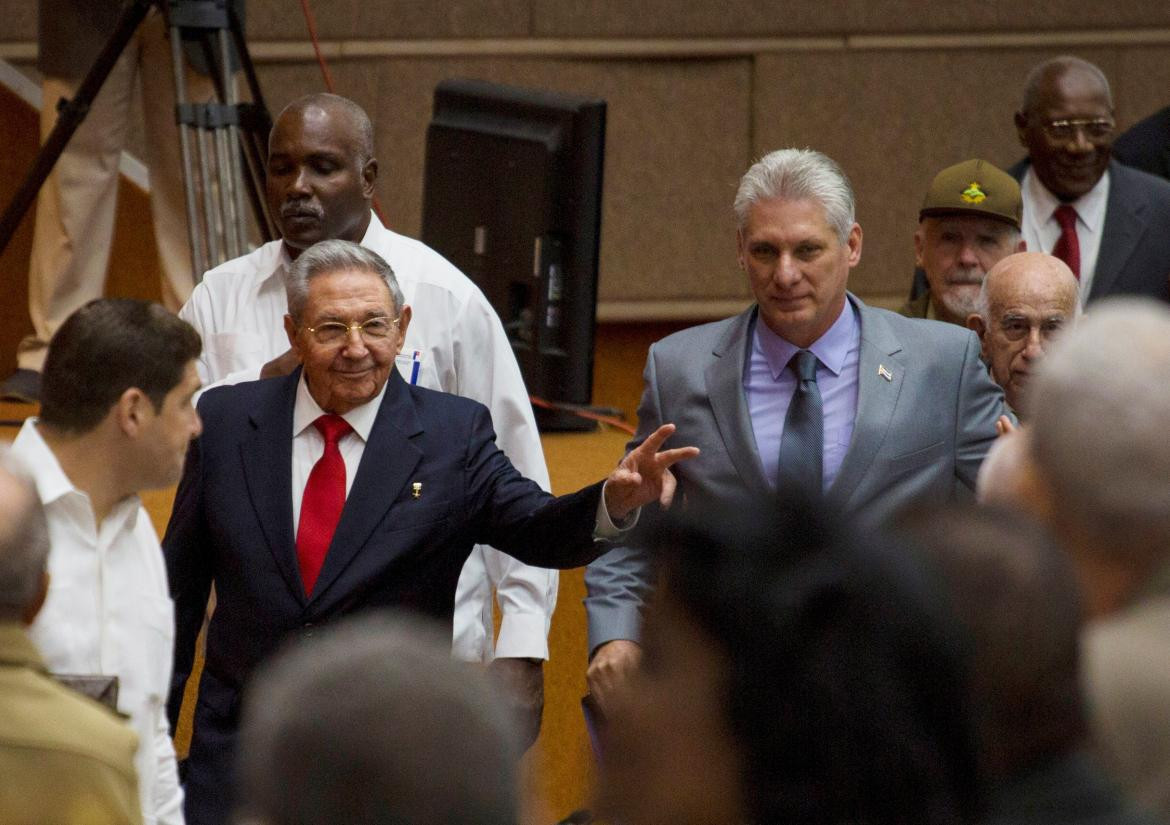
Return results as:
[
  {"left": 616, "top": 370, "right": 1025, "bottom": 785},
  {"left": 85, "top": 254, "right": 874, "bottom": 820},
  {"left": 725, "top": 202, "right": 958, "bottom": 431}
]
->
[
  {"left": 1021, "top": 166, "right": 1110, "bottom": 307},
  {"left": 179, "top": 215, "right": 556, "bottom": 661},
  {"left": 12, "top": 420, "right": 184, "bottom": 825}
]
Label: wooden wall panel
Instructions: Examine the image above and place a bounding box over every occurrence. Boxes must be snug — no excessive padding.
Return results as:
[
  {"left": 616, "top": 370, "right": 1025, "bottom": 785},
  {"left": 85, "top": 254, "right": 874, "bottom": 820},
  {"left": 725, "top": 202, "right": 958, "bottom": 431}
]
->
[{"left": 752, "top": 47, "right": 1125, "bottom": 302}]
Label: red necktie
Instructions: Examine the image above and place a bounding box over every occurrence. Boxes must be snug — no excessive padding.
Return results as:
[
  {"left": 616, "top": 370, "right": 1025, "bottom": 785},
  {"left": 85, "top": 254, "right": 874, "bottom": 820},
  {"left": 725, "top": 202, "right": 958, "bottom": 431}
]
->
[
  {"left": 296, "top": 414, "right": 352, "bottom": 596},
  {"left": 1051, "top": 205, "right": 1081, "bottom": 280}
]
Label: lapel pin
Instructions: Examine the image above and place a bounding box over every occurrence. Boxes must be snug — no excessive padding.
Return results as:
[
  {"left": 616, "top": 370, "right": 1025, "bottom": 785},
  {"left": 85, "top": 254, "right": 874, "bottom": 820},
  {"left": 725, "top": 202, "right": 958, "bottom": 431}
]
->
[
  {"left": 411, "top": 482, "right": 422, "bottom": 499},
  {"left": 878, "top": 364, "right": 893, "bottom": 382}
]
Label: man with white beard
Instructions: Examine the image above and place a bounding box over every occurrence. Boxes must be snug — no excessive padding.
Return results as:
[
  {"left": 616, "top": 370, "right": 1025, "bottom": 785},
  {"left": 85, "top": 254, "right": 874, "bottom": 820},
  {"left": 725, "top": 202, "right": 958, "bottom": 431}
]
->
[{"left": 902, "top": 159, "right": 1026, "bottom": 325}]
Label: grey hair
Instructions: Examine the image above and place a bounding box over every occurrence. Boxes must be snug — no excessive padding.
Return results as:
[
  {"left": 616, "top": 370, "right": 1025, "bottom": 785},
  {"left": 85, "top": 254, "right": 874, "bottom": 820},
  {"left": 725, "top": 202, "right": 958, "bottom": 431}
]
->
[
  {"left": 0, "top": 448, "right": 49, "bottom": 618},
  {"left": 1020, "top": 56, "right": 1113, "bottom": 115},
  {"left": 236, "top": 612, "right": 519, "bottom": 825},
  {"left": 733, "top": 149, "right": 856, "bottom": 243},
  {"left": 285, "top": 239, "right": 403, "bottom": 323},
  {"left": 1028, "top": 298, "right": 1170, "bottom": 564}
]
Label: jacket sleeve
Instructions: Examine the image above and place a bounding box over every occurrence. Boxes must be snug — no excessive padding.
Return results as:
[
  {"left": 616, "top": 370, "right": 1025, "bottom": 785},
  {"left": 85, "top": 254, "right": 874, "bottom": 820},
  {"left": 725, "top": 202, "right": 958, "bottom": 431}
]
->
[
  {"left": 162, "top": 428, "right": 214, "bottom": 733},
  {"left": 583, "top": 345, "right": 663, "bottom": 655},
  {"left": 953, "top": 329, "right": 1010, "bottom": 491}
]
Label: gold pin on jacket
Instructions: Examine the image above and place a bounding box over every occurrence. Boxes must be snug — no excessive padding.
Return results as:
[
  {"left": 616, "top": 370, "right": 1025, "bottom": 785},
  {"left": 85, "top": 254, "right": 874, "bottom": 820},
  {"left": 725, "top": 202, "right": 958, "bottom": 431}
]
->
[
  {"left": 411, "top": 482, "right": 422, "bottom": 499},
  {"left": 878, "top": 364, "right": 893, "bottom": 382}
]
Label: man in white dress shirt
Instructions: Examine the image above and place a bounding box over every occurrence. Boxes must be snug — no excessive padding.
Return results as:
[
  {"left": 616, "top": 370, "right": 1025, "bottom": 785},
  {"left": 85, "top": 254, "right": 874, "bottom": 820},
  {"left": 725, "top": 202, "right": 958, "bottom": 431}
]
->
[
  {"left": 178, "top": 93, "right": 555, "bottom": 741},
  {"left": 11, "top": 298, "right": 205, "bottom": 825},
  {"left": 1011, "top": 55, "right": 1170, "bottom": 305}
]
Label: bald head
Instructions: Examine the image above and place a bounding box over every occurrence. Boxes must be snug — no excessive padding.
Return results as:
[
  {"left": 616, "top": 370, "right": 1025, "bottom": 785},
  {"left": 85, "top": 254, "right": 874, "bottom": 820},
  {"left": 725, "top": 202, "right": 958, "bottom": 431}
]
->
[
  {"left": 0, "top": 451, "right": 50, "bottom": 623},
  {"left": 969, "top": 252, "right": 1079, "bottom": 416},
  {"left": 1015, "top": 56, "right": 1115, "bottom": 201},
  {"left": 272, "top": 93, "right": 374, "bottom": 162},
  {"left": 267, "top": 94, "right": 378, "bottom": 256}
]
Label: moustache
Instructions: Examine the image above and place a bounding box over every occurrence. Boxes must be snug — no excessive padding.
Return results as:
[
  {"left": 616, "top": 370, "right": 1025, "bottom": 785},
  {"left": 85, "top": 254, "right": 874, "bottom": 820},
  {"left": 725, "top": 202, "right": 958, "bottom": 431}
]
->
[{"left": 281, "top": 203, "right": 323, "bottom": 220}]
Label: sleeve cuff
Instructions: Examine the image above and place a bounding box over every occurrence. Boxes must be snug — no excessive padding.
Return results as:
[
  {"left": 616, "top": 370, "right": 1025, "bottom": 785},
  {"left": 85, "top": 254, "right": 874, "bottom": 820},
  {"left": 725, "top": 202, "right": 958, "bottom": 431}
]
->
[
  {"left": 594, "top": 480, "right": 640, "bottom": 538},
  {"left": 493, "top": 610, "right": 552, "bottom": 660}
]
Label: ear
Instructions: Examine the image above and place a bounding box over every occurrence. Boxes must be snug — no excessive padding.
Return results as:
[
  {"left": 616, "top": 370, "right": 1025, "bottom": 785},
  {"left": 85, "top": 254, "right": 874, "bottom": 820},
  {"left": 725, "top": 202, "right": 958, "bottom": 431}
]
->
[
  {"left": 735, "top": 228, "right": 746, "bottom": 269},
  {"left": 967, "top": 314, "right": 991, "bottom": 358},
  {"left": 284, "top": 314, "right": 301, "bottom": 358},
  {"left": 113, "top": 387, "right": 151, "bottom": 436},
  {"left": 21, "top": 571, "right": 49, "bottom": 626},
  {"left": 1015, "top": 237, "right": 1027, "bottom": 253},
  {"left": 846, "top": 222, "right": 863, "bottom": 268},
  {"left": 361, "top": 157, "right": 378, "bottom": 200},
  {"left": 913, "top": 226, "right": 925, "bottom": 268},
  {"left": 1014, "top": 110, "right": 1030, "bottom": 149},
  {"left": 395, "top": 305, "right": 412, "bottom": 355}
]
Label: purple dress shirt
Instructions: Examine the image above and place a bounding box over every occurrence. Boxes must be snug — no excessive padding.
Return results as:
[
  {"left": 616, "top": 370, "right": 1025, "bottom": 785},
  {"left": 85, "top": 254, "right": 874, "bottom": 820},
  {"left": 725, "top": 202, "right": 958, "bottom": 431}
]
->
[{"left": 744, "top": 300, "right": 861, "bottom": 491}]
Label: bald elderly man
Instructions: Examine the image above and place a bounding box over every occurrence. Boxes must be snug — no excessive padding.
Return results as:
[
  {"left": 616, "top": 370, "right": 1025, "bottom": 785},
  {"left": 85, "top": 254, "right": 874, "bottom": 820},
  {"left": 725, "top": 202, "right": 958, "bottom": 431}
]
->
[{"left": 967, "top": 252, "right": 1080, "bottom": 417}]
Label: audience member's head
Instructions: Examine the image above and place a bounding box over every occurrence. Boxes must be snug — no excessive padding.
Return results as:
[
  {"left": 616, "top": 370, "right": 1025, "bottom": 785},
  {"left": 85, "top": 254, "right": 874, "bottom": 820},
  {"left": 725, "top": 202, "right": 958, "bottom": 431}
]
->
[
  {"left": 967, "top": 252, "right": 1080, "bottom": 416},
  {"left": 282, "top": 240, "right": 410, "bottom": 415},
  {"left": 900, "top": 505, "right": 1086, "bottom": 782},
  {"left": 235, "top": 612, "right": 518, "bottom": 825},
  {"left": 267, "top": 93, "right": 377, "bottom": 257},
  {"left": 1024, "top": 298, "right": 1170, "bottom": 615},
  {"left": 915, "top": 159, "right": 1025, "bottom": 325},
  {"left": 598, "top": 497, "right": 982, "bottom": 825},
  {"left": 733, "top": 148, "right": 863, "bottom": 348},
  {"left": 37, "top": 299, "right": 203, "bottom": 490},
  {"left": 0, "top": 449, "right": 50, "bottom": 626},
  {"left": 1015, "top": 56, "right": 1115, "bottom": 201}
]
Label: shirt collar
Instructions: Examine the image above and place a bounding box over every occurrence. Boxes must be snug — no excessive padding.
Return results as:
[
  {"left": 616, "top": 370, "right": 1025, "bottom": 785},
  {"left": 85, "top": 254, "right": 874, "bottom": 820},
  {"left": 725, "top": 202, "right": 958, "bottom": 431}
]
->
[
  {"left": 293, "top": 369, "right": 388, "bottom": 443},
  {"left": 268, "top": 210, "right": 387, "bottom": 291},
  {"left": 754, "top": 298, "right": 858, "bottom": 380},
  {"left": 1023, "top": 165, "right": 1110, "bottom": 233},
  {"left": 12, "top": 419, "right": 141, "bottom": 532}
]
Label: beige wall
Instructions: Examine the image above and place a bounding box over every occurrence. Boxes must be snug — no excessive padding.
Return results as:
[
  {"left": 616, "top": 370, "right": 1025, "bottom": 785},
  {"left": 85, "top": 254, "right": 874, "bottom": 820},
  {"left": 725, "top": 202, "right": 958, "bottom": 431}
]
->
[{"left": 3, "top": 2, "right": 1169, "bottom": 318}]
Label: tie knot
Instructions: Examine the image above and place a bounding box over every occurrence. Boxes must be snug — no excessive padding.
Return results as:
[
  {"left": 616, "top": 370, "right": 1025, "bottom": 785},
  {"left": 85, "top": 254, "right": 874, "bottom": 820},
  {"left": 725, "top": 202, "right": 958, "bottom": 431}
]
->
[
  {"left": 1054, "top": 204, "right": 1078, "bottom": 230},
  {"left": 313, "top": 414, "right": 352, "bottom": 444},
  {"left": 790, "top": 350, "right": 819, "bottom": 382}
]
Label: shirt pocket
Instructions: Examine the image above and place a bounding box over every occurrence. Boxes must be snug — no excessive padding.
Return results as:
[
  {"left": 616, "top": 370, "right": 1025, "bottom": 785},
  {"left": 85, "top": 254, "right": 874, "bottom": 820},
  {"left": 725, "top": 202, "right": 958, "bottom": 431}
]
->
[
  {"left": 208, "top": 331, "right": 267, "bottom": 377},
  {"left": 127, "top": 594, "right": 175, "bottom": 708}
]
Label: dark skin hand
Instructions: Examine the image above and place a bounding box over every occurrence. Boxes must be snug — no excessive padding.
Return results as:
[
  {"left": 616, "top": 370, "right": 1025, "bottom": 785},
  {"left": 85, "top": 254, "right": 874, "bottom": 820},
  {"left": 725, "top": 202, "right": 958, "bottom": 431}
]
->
[
  {"left": 489, "top": 657, "right": 545, "bottom": 752},
  {"left": 259, "top": 348, "right": 301, "bottom": 379}
]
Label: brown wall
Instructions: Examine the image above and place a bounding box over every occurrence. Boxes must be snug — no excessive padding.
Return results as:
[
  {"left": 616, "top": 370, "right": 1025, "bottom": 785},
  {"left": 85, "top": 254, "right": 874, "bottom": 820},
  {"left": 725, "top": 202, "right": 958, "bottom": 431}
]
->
[{"left": 3, "top": 2, "right": 1169, "bottom": 320}]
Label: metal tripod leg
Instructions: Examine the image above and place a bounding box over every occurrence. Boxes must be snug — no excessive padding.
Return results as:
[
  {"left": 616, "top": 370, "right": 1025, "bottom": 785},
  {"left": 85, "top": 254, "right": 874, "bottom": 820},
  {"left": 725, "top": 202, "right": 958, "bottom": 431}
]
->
[{"left": 170, "top": 25, "right": 206, "bottom": 278}]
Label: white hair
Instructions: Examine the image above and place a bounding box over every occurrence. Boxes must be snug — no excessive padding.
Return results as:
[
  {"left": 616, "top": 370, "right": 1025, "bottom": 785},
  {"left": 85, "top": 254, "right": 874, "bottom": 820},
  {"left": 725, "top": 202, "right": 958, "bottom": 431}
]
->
[
  {"left": 1028, "top": 298, "right": 1170, "bottom": 563},
  {"left": 285, "top": 239, "right": 403, "bottom": 322},
  {"left": 733, "top": 149, "right": 855, "bottom": 243}
]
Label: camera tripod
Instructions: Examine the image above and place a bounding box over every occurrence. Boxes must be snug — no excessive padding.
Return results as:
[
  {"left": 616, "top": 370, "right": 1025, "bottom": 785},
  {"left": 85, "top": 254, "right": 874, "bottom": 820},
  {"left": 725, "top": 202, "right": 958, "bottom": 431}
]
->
[{"left": 0, "top": 0, "right": 276, "bottom": 280}]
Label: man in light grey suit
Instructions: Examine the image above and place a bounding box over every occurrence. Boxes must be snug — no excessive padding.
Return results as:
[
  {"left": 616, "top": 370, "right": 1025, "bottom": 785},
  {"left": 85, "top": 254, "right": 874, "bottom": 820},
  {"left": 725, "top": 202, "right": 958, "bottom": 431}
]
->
[{"left": 584, "top": 149, "right": 1008, "bottom": 708}]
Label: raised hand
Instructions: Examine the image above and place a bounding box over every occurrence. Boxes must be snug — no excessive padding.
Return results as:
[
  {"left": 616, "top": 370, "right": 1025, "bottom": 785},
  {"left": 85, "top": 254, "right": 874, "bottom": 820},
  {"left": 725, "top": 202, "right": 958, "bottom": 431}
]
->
[{"left": 603, "top": 423, "right": 700, "bottom": 523}]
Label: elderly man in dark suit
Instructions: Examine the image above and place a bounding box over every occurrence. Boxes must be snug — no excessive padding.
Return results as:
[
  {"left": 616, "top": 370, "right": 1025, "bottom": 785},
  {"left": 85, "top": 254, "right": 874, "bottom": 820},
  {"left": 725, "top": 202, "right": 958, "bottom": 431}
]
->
[
  {"left": 1011, "top": 55, "right": 1170, "bottom": 305},
  {"left": 164, "top": 239, "right": 696, "bottom": 825},
  {"left": 583, "top": 148, "right": 1008, "bottom": 711}
]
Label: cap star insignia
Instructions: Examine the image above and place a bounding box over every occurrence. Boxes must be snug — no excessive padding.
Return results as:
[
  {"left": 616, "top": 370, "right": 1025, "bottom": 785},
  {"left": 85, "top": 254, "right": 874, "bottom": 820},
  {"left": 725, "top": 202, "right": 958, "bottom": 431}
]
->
[
  {"left": 878, "top": 364, "right": 894, "bottom": 382},
  {"left": 961, "top": 181, "right": 987, "bottom": 204}
]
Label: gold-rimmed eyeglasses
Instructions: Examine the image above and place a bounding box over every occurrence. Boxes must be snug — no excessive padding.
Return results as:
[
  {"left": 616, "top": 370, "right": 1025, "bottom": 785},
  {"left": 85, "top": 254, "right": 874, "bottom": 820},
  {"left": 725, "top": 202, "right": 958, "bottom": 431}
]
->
[
  {"left": 1041, "top": 117, "right": 1114, "bottom": 142},
  {"left": 304, "top": 316, "right": 401, "bottom": 345}
]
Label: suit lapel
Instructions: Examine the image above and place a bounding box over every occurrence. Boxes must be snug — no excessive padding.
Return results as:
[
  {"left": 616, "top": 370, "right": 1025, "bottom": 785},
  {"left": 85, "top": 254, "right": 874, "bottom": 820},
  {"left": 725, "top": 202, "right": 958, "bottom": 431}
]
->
[
  {"left": 829, "top": 298, "right": 905, "bottom": 508},
  {"left": 704, "top": 307, "right": 771, "bottom": 497},
  {"left": 240, "top": 373, "right": 302, "bottom": 603},
  {"left": 307, "top": 372, "right": 423, "bottom": 608},
  {"left": 1090, "top": 162, "right": 1148, "bottom": 301}
]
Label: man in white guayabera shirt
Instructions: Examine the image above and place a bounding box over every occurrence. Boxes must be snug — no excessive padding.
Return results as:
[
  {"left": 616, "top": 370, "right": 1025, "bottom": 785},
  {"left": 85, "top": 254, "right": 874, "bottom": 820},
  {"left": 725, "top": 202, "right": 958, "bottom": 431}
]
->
[
  {"left": 178, "top": 92, "right": 555, "bottom": 744},
  {"left": 11, "top": 298, "right": 205, "bottom": 825}
]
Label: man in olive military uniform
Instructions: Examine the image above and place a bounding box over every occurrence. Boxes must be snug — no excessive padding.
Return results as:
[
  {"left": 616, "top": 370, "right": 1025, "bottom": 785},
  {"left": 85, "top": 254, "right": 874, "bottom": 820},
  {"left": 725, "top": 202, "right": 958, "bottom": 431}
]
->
[
  {"left": 902, "top": 159, "right": 1026, "bottom": 325},
  {"left": 0, "top": 451, "right": 142, "bottom": 825}
]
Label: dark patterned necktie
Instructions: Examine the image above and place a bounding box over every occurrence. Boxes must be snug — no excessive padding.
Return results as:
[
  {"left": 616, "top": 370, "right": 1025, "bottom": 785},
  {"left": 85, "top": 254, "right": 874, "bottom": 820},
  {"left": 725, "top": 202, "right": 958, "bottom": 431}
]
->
[{"left": 777, "top": 349, "right": 823, "bottom": 493}]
